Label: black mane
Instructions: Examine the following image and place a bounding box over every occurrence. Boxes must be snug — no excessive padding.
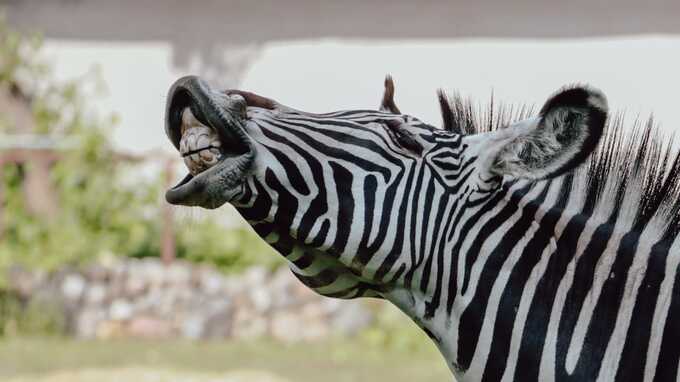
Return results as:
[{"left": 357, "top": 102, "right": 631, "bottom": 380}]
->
[{"left": 438, "top": 90, "right": 680, "bottom": 245}]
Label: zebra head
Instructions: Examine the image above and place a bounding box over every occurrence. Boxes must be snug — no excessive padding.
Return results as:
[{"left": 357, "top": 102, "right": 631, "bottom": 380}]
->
[{"left": 164, "top": 75, "right": 607, "bottom": 299}]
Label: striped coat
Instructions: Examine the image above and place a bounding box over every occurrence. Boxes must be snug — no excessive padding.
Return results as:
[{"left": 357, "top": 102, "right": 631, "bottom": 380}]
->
[{"left": 165, "top": 76, "right": 680, "bottom": 381}]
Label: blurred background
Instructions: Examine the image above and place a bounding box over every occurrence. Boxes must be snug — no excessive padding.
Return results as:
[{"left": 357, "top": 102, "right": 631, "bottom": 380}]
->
[{"left": 1, "top": 1, "right": 679, "bottom": 381}]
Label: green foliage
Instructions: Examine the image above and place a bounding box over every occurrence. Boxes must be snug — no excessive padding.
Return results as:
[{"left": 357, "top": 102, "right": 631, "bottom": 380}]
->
[
  {"left": 0, "top": 292, "right": 65, "bottom": 337},
  {"left": 0, "top": 21, "right": 165, "bottom": 275},
  {"left": 0, "top": 126, "right": 162, "bottom": 270},
  {"left": 358, "top": 303, "right": 438, "bottom": 354},
  {"left": 174, "top": 222, "right": 281, "bottom": 273},
  {"left": 0, "top": 19, "right": 45, "bottom": 90},
  {"left": 0, "top": 19, "right": 280, "bottom": 285}
]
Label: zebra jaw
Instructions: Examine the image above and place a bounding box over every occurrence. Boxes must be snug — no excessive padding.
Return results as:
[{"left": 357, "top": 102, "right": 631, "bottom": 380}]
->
[{"left": 164, "top": 76, "right": 254, "bottom": 208}]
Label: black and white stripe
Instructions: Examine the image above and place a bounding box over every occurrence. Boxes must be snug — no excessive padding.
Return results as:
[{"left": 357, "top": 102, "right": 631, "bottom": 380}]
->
[{"left": 223, "top": 83, "right": 679, "bottom": 382}]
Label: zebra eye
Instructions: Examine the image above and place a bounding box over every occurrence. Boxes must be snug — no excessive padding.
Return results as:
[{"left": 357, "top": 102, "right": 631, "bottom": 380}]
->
[{"left": 384, "top": 120, "right": 424, "bottom": 155}]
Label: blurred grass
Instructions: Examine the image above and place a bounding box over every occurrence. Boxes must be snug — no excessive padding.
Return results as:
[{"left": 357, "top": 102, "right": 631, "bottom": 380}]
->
[
  {"left": 4, "top": 368, "right": 288, "bottom": 382},
  {"left": 0, "top": 337, "right": 450, "bottom": 382}
]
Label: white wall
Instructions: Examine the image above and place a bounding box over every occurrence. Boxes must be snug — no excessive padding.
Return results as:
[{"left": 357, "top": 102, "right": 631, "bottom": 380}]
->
[
  {"left": 35, "top": 36, "right": 680, "bottom": 224},
  {"left": 43, "top": 36, "right": 680, "bottom": 158}
]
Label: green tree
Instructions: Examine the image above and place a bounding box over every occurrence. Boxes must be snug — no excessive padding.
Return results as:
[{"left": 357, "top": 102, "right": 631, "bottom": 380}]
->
[{"left": 0, "top": 20, "right": 280, "bottom": 287}]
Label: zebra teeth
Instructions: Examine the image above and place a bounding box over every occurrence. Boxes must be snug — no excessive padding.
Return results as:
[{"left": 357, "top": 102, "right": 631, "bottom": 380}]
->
[{"left": 179, "top": 108, "right": 224, "bottom": 175}]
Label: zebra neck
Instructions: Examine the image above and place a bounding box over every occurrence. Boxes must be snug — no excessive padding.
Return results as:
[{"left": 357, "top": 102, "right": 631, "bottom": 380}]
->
[
  {"left": 254, "top": 222, "right": 388, "bottom": 299},
  {"left": 394, "top": 175, "right": 680, "bottom": 381}
]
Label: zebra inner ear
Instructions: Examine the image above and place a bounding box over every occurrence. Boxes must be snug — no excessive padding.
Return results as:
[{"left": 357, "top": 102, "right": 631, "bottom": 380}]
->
[{"left": 488, "top": 86, "right": 608, "bottom": 181}]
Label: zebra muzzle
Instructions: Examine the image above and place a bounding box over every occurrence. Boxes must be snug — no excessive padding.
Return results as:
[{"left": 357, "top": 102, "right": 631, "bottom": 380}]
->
[{"left": 164, "top": 75, "right": 255, "bottom": 207}]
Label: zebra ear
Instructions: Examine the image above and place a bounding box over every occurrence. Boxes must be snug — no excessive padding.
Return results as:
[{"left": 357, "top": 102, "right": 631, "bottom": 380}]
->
[
  {"left": 484, "top": 86, "right": 608, "bottom": 181},
  {"left": 380, "top": 75, "right": 401, "bottom": 114}
]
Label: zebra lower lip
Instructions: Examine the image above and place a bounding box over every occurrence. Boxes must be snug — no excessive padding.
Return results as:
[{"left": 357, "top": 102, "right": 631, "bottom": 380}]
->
[{"left": 165, "top": 151, "right": 253, "bottom": 207}]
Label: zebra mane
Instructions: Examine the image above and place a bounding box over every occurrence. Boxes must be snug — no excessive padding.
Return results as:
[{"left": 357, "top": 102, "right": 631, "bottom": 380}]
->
[
  {"left": 437, "top": 90, "right": 534, "bottom": 135},
  {"left": 438, "top": 90, "right": 680, "bottom": 243}
]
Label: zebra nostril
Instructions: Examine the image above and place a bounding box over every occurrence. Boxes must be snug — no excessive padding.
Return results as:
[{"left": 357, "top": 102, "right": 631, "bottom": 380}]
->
[
  {"left": 208, "top": 91, "right": 248, "bottom": 120},
  {"left": 230, "top": 94, "right": 245, "bottom": 104}
]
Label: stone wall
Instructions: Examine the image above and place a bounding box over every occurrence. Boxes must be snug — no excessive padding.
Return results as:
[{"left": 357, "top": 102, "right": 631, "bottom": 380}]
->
[{"left": 6, "top": 258, "right": 374, "bottom": 341}]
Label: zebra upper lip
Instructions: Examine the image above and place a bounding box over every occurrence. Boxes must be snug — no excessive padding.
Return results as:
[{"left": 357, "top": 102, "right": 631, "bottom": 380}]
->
[
  {"left": 165, "top": 76, "right": 249, "bottom": 155},
  {"left": 164, "top": 76, "right": 253, "bottom": 207}
]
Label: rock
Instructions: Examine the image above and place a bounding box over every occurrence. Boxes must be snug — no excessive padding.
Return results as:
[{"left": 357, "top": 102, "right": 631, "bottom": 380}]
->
[
  {"left": 203, "top": 308, "right": 233, "bottom": 339},
  {"left": 270, "top": 311, "right": 304, "bottom": 342},
  {"left": 85, "top": 283, "right": 108, "bottom": 305},
  {"left": 268, "top": 268, "right": 299, "bottom": 309},
  {"left": 222, "top": 277, "right": 246, "bottom": 296},
  {"left": 4, "top": 258, "right": 378, "bottom": 342},
  {"left": 165, "top": 262, "right": 191, "bottom": 285},
  {"left": 298, "top": 303, "right": 331, "bottom": 341},
  {"left": 319, "top": 298, "right": 343, "bottom": 315},
  {"left": 83, "top": 262, "right": 110, "bottom": 282},
  {"left": 301, "top": 319, "right": 329, "bottom": 341},
  {"left": 108, "top": 260, "right": 128, "bottom": 289},
  {"left": 61, "top": 274, "right": 86, "bottom": 301},
  {"left": 331, "top": 302, "right": 373, "bottom": 336},
  {"left": 232, "top": 308, "right": 267, "bottom": 340},
  {"left": 75, "top": 308, "right": 107, "bottom": 338},
  {"left": 242, "top": 266, "right": 268, "bottom": 286},
  {"left": 290, "top": 277, "right": 318, "bottom": 304},
  {"left": 109, "top": 299, "right": 134, "bottom": 321},
  {"left": 198, "top": 268, "right": 225, "bottom": 295},
  {"left": 180, "top": 314, "right": 205, "bottom": 339},
  {"left": 140, "top": 258, "right": 166, "bottom": 287},
  {"left": 96, "top": 320, "right": 125, "bottom": 339},
  {"left": 300, "top": 302, "right": 326, "bottom": 319},
  {"left": 126, "top": 316, "right": 173, "bottom": 339},
  {"left": 124, "top": 273, "right": 147, "bottom": 297},
  {"left": 249, "top": 287, "right": 272, "bottom": 313}
]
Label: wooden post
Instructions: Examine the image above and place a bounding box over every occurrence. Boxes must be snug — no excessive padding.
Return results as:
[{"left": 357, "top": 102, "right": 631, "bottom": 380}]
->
[{"left": 160, "top": 158, "right": 176, "bottom": 264}]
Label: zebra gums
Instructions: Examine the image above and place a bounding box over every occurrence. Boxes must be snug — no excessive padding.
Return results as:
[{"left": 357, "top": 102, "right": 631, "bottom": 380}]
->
[{"left": 164, "top": 75, "right": 680, "bottom": 382}]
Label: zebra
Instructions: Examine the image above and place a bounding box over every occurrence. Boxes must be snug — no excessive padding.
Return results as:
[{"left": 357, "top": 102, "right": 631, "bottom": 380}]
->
[{"left": 164, "top": 75, "right": 680, "bottom": 382}]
